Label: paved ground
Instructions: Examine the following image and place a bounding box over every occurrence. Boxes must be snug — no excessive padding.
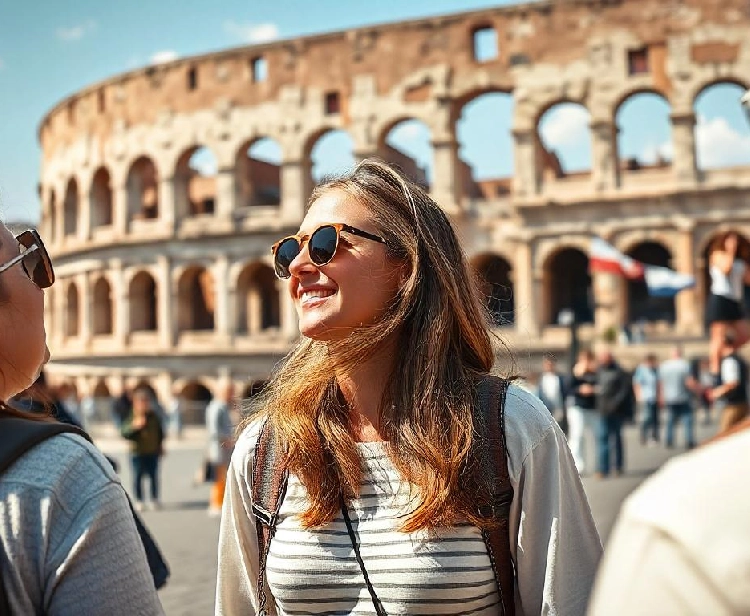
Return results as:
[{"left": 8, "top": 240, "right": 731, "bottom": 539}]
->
[{"left": 93, "top": 412, "right": 719, "bottom": 616}]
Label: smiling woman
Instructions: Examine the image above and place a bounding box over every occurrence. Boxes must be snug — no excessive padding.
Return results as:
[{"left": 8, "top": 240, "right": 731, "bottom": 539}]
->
[
  {"left": 216, "top": 159, "right": 602, "bottom": 616},
  {"left": 0, "top": 221, "right": 164, "bottom": 615}
]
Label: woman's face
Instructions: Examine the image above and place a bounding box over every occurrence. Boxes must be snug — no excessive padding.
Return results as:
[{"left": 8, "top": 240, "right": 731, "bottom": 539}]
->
[
  {"left": 286, "top": 190, "right": 403, "bottom": 341},
  {"left": 0, "top": 224, "right": 49, "bottom": 401}
]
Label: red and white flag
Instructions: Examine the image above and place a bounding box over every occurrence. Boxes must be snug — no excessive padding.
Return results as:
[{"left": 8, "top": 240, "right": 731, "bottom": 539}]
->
[{"left": 589, "top": 237, "right": 644, "bottom": 279}]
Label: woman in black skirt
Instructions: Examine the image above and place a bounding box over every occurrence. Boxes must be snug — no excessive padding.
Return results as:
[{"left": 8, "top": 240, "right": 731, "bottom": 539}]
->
[{"left": 706, "top": 231, "right": 750, "bottom": 376}]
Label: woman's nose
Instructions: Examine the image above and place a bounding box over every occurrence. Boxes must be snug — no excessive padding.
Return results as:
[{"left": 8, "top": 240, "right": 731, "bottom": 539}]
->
[{"left": 287, "top": 241, "right": 317, "bottom": 278}]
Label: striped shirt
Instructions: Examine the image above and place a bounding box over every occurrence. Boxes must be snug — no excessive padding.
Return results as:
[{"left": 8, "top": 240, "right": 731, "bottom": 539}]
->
[{"left": 216, "top": 385, "right": 603, "bottom": 616}]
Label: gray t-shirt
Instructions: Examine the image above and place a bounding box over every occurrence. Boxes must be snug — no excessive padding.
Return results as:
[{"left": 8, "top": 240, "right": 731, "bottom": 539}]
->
[
  {"left": 0, "top": 433, "right": 164, "bottom": 615},
  {"left": 658, "top": 358, "right": 692, "bottom": 405}
]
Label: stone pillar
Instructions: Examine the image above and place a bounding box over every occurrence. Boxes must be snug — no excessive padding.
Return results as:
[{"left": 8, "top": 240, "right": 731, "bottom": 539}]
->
[
  {"left": 158, "top": 176, "right": 176, "bottom": 232},
  {"left": 592, "top": 271, "right": 622, "bottom": 337},
  {"left": 54, "top": 190, "right": 65, "bottom": 247},
  {"left": 113, "top": 179, "right": 128, "bottom": 237},
  {"left": 280, "top": 283, "right": 299, "bottom": 340},
  {"left": 80, "top": 185, "right": 93, "bottom": 242},
  {"left": 431, "top": 139, "right": 461, "bottom": 214},
  {"left": 281, "top": 160, "right": 306, "bottom": 223},
  {"left": 215, "top": 167, "right": 235, "bottom": 221},
  {"left": 214, "top": 255, "right": 230, "bottom": 342},
  {"left": 79, "top": 272, "right": 93, "bottom": 346},
  {"left": 674, "top": 226, "right": 700, "bottom": 333},
  {"left": 112, "top": 261, "right": 128, "bottom": 346},
  {"left": 671, "top": 112, "right": 698, "bottom": 187},
  {"left": 513, "top": 239, "right": 540, "bottom": 336},
  {"left": 591, "top": 120, "right": 619, "bottom": 192},
  {"left": 512, "top": 129, "right": 538, "bottom": 198},
  {"left": 156, "top": 256, "right": 174, "bottom": 348}
]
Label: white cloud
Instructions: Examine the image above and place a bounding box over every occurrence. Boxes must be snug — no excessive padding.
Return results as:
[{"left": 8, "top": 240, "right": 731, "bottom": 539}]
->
[
  {"left": 540, "top": 105, "right": 590, "bottom": 148},
  {"left": 390, "top": 121, "right": 427, "bottom": 141},
  {"left": 696, "top": 115, "right": 750, "bottom": 168},
  {"left": 224, "top": 21, "right": 279, "bottom": 43},
  {"left": 57, "top": 19, "right": 97, "bottom": 42},
  {"left": 640, "top": 140, "right": 673, "bottom": 164},
  {"left": 150, "top": 50, "right": 179, "bottom": 65}
]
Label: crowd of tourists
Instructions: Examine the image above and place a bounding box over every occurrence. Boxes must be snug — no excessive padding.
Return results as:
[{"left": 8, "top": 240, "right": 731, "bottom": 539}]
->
[{"left": 0, "top": 159, "right": 748, "bottom": 615}]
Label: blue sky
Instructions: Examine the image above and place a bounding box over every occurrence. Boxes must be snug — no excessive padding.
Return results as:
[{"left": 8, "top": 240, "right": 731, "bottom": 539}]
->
[{"left": 1, "top": 1, "right": 749, "bottom": 223}]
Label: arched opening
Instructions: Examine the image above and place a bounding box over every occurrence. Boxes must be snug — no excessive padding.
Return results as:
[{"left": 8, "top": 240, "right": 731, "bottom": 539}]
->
[
  {"left": 178, "top": 267, "right": 215, "bottom": 332},
  {"left": 91, "top": 167, "right": 113, "bottom": 228},
  {"left": 694, "top": 82, "right": 750, "bottom": 170},
  {"left": 236, "top": 263, "right": 281, "bottom": 334},
  {"left": 236, "top": 138, "right": 282, "bottom": 207},
  {"left": 65, "top": 282, "right": 80, "bottom": 337},
  {"left": 456, "top": 92, "right": 515, "bottom": 201},
  {"left": 92, "top": 277, "right": 113, "bottom": 335},
  {"left": 473, "top": 254, "right": 514, "bottom": 326},
  {"left": 93, "top": 380, "right": 111, "bottom": 398},
  {"left": 626, "top": 242, "right": 675, "bottom": 324},
  {"left": 379, "top": 119, "right": 432, "bottom": 189},
  {"left": 126, "top": 156, "right": 159, "bottom": 222},
  {"left": 129, "top": 271, "right": 158, "bottom": 332},
  {"left": 180, "top": 381, "right": 213, "bottom": 424},
  {"left": 544, "top": 248, "right": 594, "bottom": 325},
  {"left": 310, "top": 130, "right": 355, "bottom": 185},
  {"left": 616, "top": 92, "right": 672, "bottom": 176},
  {"left": 175, "top": 146, "right": 217, "bottom": 218},
  {"left": 63, "top": 178, "right": 79, "bottom": 237},
  {"left": 538, "top": 102, "right": 592, "bottom": 181}
]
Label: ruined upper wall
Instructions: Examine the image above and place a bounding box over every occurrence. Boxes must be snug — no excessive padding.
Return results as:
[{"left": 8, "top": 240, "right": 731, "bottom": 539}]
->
[{"left": 39, "top": 0, "right": 750, "bottom": 160}]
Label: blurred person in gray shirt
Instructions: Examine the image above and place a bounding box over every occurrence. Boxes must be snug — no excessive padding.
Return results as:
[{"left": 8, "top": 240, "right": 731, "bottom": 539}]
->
[{"left": 659, "top": 346, "right": 698, "bottom": 449}]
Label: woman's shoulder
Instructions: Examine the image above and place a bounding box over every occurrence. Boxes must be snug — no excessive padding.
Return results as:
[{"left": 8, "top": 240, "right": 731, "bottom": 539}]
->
[{"left": 229, "top": 416, "right": 267, "bottom": 474}]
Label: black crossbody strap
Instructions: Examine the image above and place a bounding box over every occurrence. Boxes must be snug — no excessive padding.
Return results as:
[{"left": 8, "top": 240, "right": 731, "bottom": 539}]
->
[{"left": 340, "top": 495, "right": 387, "bottom": 616}]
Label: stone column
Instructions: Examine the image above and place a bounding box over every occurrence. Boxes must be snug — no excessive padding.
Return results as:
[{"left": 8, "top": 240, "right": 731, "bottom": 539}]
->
[
  {"left": 674, "top": 226, "right": 700, "bottom": 334},
  {"left": 513, "top": 239, "right": 540, "bottom": 336},
  {"left": 281, "top": 159, "right": 306, "bottom": 223},
  {"left": 214, "top": 255, "right": 230, "bottom": 342},
  {"left": 80, "top": 185, "right": 93, "bottom": 242},
  {"left": 592, "top": 271, "right": 622, "bottom": 337},
  {"left": 671, "top": 112, "right": 698, "bottom": 188},
  {"left": 54, "top": 189, "right": 65, "bottom": 247},
  {"left": 158, "top": 175, "right": 176, "bottom": 233},
  {"left": 79, "top": 272, "right": 93, "bottom": 347},
  {"left": 113, "top": 179, "right": 128, "bottom": 237},
  {"left": 156, "top": 256, "right": 174, "bottom": 348},
  {"left": 431, "top": 139, "right": 461, "bottom": 214},
  {"left": 590, "top": 120, "right": 619, "bottom": 192},
  {"left": 112, "top": 260, "right": 129, "bottom": 346},
  {"left": 214, "top": 166, "right": 235, "bottom": 221},
  {"left": 512, "top": 128, "right": 539, "bottom": 198}
]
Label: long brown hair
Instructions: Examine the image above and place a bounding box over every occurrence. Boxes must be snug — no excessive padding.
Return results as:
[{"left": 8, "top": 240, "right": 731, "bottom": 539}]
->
[{"left": 243, "top": 159, "right": 507, "bottom": 532}]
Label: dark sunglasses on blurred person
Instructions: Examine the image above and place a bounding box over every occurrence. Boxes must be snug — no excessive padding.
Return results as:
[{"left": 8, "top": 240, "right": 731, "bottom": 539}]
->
[
  {"left": 271, "top": 223, "right": 387, "bottom": 279},
  {"left": 0, "top": 229, "right": 55, "bottom": 289}
]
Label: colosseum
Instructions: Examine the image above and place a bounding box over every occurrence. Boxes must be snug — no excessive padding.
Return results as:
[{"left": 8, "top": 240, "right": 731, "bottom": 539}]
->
[{"left": 37, "top": 0, "right": 750, "bottom": 417}]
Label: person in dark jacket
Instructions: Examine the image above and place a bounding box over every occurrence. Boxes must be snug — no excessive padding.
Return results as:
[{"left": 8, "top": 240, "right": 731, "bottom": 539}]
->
[{"left": 595, "top": 347, "right": 633, "bottom": 478}]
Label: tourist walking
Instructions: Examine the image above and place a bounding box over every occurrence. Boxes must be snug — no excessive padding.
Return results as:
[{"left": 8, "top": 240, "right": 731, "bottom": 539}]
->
[
  {"left": 566, "top": 348, "right": 599, "bottom": 474},
  {"left": 594, "top": 348, "right": 632, "bottom": 478},
  {"left": 537, "top": 356, "right": 568, "bottom": 433},
  {"left": 205, "top": 384, "right": 235, "bottom": 516},
  {"left": 121, "top": 384, "right": 165, "bottom": 511},
  {"left": 710, "top": 331, "right": 750, "bottom": 433},
  {"left": 216, "top": 160, "right": 602, "bottom": 616},
  {"left": 168, "top": 386, "right": 185, "bottom": 440},
  {"left": 0, "top": 222, "right": 164, "bottom": 614},
  {"left": 659, "top": 346, "right": 698, "bottom": 449},
  {"left": 632, "top": 353, "right": 660, "bottom": 445}
]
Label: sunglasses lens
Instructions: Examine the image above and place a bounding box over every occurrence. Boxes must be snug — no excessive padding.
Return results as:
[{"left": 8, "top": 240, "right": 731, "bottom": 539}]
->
[
  {"left": 274, "top": 238, "right": 300, "bottom": 278},
  {"left": 18, "top": 232, "right": 53, "bottom": 289},
  {"left": 309, "top": 225, "right": 338, "bottom": 266}
]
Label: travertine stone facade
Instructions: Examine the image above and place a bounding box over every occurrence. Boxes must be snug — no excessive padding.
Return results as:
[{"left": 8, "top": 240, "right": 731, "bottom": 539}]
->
[{"left": 38, "top": 0, "right": 750, "bottom": 407}]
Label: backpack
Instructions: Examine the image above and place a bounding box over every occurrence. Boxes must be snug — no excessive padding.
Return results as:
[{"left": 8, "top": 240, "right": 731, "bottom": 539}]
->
[
  {"left": 251, "top": 375, "right": 515, "bottom": 616},
  {"left": 0, "top": 416, "right": 170, "bottom": 616}
]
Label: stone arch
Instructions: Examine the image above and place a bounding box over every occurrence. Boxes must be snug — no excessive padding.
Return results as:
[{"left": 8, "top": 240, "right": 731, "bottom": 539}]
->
[
  {"left": 129, "top": 271, "right": 158, "bottom": 332},
  {"left": 126, "top": 156, "right": 159, "bottom": 222},
  {"left": 236, "top": 262, "right": 281, "bottom": 334},
  {"left": 455, "top": 90, "right": 515, "bottom": 201},
  {"left": 542, "top": 247, "right": 594, "bottom": 326},
  {"left": 235, "top": 137, "right": 282, "bottom": 207},
  {"left": 92, "top": 276, "right": 113, "bottom": 335},
  {"left": 307, "top": 128, "right": 355, "bottom": 188},
  {"left": 626, "top": 241, "right": 675, "bottom": 324},
  {"left": 65, "top": 281, "right": 80, "bottom": 337},
  {"left": 471, "top": 253, "right": 514, "bottom": 326},
  {"left": 377, "top": 118, "right": 432, "bottom": 189},
  {"left": 91, "top": 167, "right": 113, "bottom": 228},
  {"left": 694, "top": 81, "right": 750, "bottom": 170},
  {"left": 690, "top": 77, "right": 750, "bottom": 109},
  {"left": 63, "top": 178, "right": 79, "bottom": 237},
  {"left": 180, "top": 380, "right": 213, "bottom": 424},
  {"left": 537, "top": 101, "right": 592, "bottom": 177},
  {"left": 177, "top": 266, "right": 215, "bottom": 332},
  {"left": 615, "top": 90, "right": 672, "bottom": 174},
  {"left": 174, "top": 145, "right": 217, "bottom": 218}
]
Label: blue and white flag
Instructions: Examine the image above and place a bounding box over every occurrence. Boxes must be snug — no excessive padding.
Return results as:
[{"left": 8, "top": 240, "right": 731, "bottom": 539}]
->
[{"left": 643, "top": 265, "right": 695, "bottom": 297}]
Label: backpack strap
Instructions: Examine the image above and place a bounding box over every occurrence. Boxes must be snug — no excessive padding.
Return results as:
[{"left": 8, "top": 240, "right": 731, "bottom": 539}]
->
[
  {"left": 251, "top": 419, "right": 289, "bottom": 616},
  {"left": 474, "top": 376, "right": 516, "bottom": 616},
  {"left": 0, "top": 416, "right": 91, "bottom": 616}
]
